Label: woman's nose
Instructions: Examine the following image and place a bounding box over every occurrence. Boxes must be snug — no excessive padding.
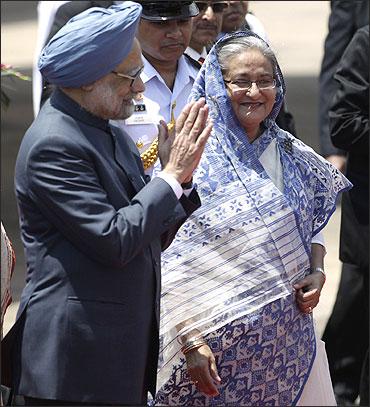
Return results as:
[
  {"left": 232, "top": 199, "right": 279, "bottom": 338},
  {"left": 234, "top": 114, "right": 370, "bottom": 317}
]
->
[{"left": 246, "top": 82, "right": 261, "bottom": 96}]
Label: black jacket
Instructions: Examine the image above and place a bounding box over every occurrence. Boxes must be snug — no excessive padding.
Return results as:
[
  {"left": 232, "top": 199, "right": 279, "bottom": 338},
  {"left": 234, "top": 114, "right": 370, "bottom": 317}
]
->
[
  {"left": 319, "top": 0, "right": 368, "bottom": 157},
  {"left": 329, "top": 25, "right": 369, "bottom": 266}
]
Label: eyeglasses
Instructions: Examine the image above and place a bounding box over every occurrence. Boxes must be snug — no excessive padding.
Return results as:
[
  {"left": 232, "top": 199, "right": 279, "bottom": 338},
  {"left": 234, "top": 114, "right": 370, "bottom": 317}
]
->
[
  {"left": 195, "top": 1, "right": 228, "bottom": 13},
  {"left": 111, "top": 67, "right": 144, "bottom": 87},
  {"left": 224, "top": 78, "right": 277, "bottom": 92}
]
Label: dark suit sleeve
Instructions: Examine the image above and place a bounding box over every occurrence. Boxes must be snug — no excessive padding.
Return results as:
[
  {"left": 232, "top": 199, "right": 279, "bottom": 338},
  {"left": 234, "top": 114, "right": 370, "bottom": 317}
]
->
[
  {"left": 26, "top": 134, "right": 189, "bottom": 268},
  {"left": 318, "top": 1, "right": 362, "bottom": 157},
  {"left": 329, "top": 26, "right": 369, "bottom": 154}
]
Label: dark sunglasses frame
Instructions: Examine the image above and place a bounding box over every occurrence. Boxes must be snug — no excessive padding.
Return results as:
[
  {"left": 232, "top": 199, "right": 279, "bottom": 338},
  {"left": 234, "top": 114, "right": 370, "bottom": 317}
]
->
[{"left": 195, "top": 1, "right": 228, "bottom": 13}]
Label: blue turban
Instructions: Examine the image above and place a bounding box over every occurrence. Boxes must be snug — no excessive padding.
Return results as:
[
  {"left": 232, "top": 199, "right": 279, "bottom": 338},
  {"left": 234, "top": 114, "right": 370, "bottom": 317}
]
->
[{"left": 38, "top": 2, "right": 142, "bottom": 87}]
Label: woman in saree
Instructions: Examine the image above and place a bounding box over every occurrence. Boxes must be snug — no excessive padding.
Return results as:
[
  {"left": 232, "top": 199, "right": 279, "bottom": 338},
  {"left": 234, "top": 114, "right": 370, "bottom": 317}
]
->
[{"left": 154, "top": 31, "right": 351, "bottom": 406}]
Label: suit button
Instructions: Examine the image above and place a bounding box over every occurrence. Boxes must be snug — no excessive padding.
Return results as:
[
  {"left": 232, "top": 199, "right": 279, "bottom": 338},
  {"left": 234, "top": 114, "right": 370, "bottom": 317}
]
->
[{"left": 153, "top": 259, "right": 159, "bottom": 267}]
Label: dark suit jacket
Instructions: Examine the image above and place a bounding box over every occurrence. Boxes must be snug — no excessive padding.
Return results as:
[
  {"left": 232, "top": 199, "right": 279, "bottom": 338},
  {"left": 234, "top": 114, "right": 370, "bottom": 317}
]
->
[
  {"left": 4, "top": 88, "right": 200, "bottom": 404},
  {"left": 329, "top": 25, "right": 369, "bottom": 268},
  {"left": 319, "top": 0, "right": 368, "bottom": 157}
]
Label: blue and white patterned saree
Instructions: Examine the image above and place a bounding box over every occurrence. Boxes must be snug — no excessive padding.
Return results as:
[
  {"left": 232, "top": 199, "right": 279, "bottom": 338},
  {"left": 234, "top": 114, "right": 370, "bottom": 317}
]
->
[{"left": 154, "top": 31, "right": 351, "bottom": 406}]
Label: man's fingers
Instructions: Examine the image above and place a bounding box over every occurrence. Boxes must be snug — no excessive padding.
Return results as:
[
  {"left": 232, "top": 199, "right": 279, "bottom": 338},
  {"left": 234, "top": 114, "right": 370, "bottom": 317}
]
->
[
  {"left": 178, "top": 99, "right": 206, "bottom": 134},
  {"left": 196, "top": 122, "right": 213, "bottom": 149},
  {"left": 174, "top": 98, "right": 205, "bottom": 134},
  {"left": 157, "top": 120, "right": 168, "bottom": 144},
  {"left": 175, "top": 101, "right": 193, "bottom": 130},
  {"left": 183, "top": 102, "right": 208, "bottom": 141}
]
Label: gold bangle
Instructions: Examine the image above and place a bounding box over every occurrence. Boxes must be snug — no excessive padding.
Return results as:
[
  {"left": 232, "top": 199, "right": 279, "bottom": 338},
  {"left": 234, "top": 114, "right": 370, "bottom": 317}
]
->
[{"left": 181, "top": 337, "right": 207, "bottom": 355}]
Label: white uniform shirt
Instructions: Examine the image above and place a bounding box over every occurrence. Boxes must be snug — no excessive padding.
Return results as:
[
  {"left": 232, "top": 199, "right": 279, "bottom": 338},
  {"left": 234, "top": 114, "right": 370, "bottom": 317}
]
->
[{"left": 112, "top": 55, "right": 199, "bottom": 175}]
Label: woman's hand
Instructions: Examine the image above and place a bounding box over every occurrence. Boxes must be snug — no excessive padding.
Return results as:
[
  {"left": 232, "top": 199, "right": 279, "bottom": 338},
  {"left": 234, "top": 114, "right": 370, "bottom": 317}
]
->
[
  {"left": 293, "top": 271, "right": 326, "bottom": 314},
  {"left": 185, "top": 344, "right": 221, "bottom": 397}
]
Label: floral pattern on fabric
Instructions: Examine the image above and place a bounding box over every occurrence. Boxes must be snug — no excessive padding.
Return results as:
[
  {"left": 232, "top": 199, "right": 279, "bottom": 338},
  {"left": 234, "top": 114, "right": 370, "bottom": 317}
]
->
[{"left": 155, "top": 295, "right": 315, "bottom": 406}]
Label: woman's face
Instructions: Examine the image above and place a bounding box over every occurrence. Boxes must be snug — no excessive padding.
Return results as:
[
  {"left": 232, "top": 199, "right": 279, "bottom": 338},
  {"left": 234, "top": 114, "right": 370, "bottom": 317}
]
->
[{"left": 224, "top": 48, "right": 277, "bottom": 141}]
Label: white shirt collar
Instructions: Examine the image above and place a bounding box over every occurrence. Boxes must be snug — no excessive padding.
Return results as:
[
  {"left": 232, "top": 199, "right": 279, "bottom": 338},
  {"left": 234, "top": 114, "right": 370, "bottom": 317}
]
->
[
  {"left": 141, "top": 54, "right": 198, "bottom": 85},
  {"left": 184, "top": 46, "right": 207, "bottom": 61}
]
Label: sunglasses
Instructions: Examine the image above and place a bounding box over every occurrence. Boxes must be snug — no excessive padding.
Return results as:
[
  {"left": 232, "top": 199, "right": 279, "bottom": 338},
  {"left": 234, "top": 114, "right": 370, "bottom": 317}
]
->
[{"left": 195, "top": 1, "right": 228, "bottom": 13}]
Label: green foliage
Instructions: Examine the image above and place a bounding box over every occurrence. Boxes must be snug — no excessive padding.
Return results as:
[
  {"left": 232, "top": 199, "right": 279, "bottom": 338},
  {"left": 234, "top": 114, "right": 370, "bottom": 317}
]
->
[{"left": 1, "top": 63, "right": 31, "bottom": 110}]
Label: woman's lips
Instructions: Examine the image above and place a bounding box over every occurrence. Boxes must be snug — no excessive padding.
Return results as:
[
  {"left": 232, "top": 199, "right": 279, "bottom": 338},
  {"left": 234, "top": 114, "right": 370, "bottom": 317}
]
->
[{"left": 242, "top": 102, "right": 263, "bottom": 109}]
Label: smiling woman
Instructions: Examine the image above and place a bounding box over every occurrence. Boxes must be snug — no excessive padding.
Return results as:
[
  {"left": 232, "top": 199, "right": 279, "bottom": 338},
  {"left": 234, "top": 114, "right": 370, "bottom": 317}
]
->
[
  {"left": 221, "top": 43, "right": 277, "bottom": 141},
  {"left": 153, "top": 30, "right": 351, "bottom": 406}
]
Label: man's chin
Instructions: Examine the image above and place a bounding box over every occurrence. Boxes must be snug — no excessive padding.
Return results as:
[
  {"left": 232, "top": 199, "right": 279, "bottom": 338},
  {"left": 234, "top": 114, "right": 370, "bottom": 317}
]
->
[{"left": 114, "top": 104, "right": 135, "bottom": 120}]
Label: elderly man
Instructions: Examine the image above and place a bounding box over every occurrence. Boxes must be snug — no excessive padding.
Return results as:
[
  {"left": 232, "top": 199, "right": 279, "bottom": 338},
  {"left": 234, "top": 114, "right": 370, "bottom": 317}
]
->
[
  {"left": 184, "top": 1, "right": 228, "bottom": 68},
  {"left": 113, "top": 1, "right": 200, "bottom": 175},
  {"left": 2, "top": 2, "right": 212, "bottom": 405}
]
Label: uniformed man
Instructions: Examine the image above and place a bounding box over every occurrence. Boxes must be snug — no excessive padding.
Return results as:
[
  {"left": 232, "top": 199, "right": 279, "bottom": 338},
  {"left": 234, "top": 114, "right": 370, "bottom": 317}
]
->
[
  {"left": 184, "top": 1, "right": 228, "bottom": 69},
  {"left": 112, "top": 1, "right": 200, "bottom": 175}
]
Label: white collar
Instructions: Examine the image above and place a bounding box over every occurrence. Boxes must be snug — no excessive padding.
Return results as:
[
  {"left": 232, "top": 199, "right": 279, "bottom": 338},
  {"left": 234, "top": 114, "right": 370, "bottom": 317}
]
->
[
  {"left": 184, "top": 46, "right": 207, "bottom": 62},
  {"left": 141, "top": 54, "right": 198, "bottom": 85}
]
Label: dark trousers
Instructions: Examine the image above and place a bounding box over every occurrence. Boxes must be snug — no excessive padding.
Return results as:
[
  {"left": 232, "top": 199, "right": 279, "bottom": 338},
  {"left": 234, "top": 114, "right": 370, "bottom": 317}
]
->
[
  {"left": 322, "top": 262, "right": 369, "bottom": 403},
  {"left": 359, "top": 348, "right": 369, "bottom": 406}
]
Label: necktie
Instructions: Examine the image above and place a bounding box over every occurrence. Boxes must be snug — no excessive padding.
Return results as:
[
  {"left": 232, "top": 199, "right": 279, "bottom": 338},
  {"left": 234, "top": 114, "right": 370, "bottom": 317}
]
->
[{"left": 198, "top": 57, "right": 205, "bottom": 65}]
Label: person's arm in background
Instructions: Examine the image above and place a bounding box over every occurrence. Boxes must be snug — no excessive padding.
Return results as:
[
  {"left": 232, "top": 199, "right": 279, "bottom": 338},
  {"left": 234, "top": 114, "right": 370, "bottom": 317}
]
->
[
  {"left": 318, "top": 0, "right": 369, "bottom": 171},
  {"left": 329, "top": 25, "right": 369, "bottom": 155}
]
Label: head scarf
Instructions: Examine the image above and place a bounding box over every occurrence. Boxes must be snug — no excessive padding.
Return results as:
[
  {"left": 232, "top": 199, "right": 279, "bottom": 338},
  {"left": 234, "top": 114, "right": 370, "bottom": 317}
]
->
[
  {"left": 156, "top": 31, "right": 352, "bottom": 390},
  {"left": 38, "top": 2, "right": 142, "bottom": 87}
]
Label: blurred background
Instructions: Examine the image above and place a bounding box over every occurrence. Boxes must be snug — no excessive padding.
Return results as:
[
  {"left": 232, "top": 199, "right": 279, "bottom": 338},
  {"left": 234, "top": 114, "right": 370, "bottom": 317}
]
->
[{"left": 1, "top": 1, "right": 342, "bottom": 336}]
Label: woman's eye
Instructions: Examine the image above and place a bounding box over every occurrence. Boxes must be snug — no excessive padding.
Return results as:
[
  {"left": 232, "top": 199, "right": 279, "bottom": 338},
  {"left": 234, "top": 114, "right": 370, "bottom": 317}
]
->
[{"left": 235, "top": 80, "right": 250, "bottom": 86}]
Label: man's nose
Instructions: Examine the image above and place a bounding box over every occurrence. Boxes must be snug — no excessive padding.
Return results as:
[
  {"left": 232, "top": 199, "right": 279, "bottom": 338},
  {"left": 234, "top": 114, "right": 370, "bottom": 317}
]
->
[
  {"left": 132, "top": 76, "right": 145, "bottom": 94},
  {"left": 204, "top": 5, "right": 216, "bottom": 19},
  {"left": 165, "top": 21, "right": 183, "bottom": 37}
]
